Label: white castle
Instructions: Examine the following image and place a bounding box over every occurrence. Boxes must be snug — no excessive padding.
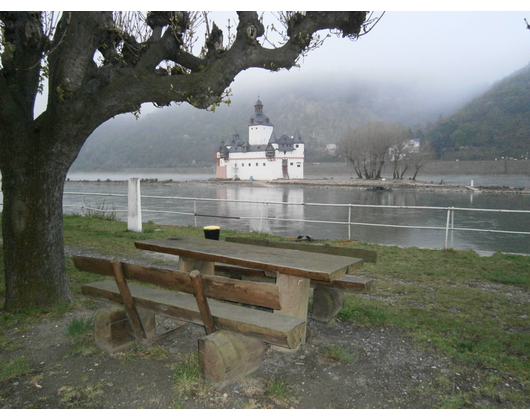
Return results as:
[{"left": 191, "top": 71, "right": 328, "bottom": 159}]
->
[{"left": 215, "top": 99, "right": 304, "bottom": 180}]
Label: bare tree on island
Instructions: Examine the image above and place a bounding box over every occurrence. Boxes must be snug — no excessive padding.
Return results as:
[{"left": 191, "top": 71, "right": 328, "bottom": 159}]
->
[
  {"left": 338, "top": 121, "right": 411, "bottom": 179},
  {"left": 0, "top": 12, "right": 381, "bottom": 312}
]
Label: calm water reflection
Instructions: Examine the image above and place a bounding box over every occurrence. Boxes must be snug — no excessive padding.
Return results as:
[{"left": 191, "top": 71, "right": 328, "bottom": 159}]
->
[{"left": 62, "top": 180, "right": 530, "bottom": 254}]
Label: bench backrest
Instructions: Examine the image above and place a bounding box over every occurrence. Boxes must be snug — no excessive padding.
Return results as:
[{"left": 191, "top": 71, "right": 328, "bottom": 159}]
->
[
  {"left": 73, "top": 255, "right": 281, "bottom": 310},
  {"left": 225, "top": 237, "right": 377, "bottom": 263}
]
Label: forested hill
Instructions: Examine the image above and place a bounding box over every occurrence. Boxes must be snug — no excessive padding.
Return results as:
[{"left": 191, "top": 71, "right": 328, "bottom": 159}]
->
[
  {"left": 426, "top": 63, "right": 530, "bottom": 161},
  {"left": 72, "top": 74, "right": 486, "bottom": 170}
]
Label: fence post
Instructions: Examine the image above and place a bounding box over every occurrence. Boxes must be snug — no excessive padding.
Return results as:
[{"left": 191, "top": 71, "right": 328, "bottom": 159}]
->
[
  {"left": 444, "top": 207, "right": 453, "bottom": 250},
  {"left": 348, "top": 204, "right": 352, "bottom": 240},
  {"left": 450, "top": 207, "right": 455, "bottom": 249},
  {"left": 128, "top": 178, "right": 142, "bottom": 232},
  {"left": 259, "top": 203, "right": 265, "bottom": 232}
]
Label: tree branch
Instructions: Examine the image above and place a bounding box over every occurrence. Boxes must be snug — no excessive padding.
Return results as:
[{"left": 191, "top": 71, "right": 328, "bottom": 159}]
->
[
  {"left": 0, "top": 11, "right": 45, "bottom": 120},
  {"left": 113, "top": 11, "right": 368, "bottom": 109},
  {"left": 47, "top": 12, "right": 113, "bottom": 103},
  {"left": 29, "top": 12, "right": 371, "bottom": 144}
]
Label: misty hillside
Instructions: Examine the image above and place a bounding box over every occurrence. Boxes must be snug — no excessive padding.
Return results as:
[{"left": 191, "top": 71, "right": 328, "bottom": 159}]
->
[
  {"left": 72, "top": 75, "right": 484, "bottom": 170},
  {"left": 426, "top": 63, "right": 530, "bottom": 161}
]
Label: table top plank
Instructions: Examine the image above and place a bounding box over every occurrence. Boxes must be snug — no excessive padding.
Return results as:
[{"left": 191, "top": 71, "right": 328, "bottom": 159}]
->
[{"left": 135, "top": 237, "right": 363, "bottom": 282}]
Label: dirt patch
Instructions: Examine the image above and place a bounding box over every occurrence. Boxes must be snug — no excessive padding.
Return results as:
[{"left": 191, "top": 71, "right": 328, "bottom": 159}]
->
[{"left": 0, "top": 296, "right": 457, "bottom": 409}]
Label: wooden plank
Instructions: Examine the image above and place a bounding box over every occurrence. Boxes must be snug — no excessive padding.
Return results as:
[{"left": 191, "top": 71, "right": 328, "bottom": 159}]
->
[
  {"left": 215, "top": 264, "right": 372, "bottom": 292},
  {"left": 135, "top": 237, "right": 362, "bottom": 282},
  {"left": 190, "top": 270, "right": 216, "bottom": 334},
  {"left": 81, "top": 280, "right": 305, "bottom": 349},
  {"left": 111, "top": 261, "right": 147, "bottom": 341},
  {"left": 73, "top": 256, "right": 281, "bottom": 310},
  {"left": 312, "top": 275, "right": 374, "bottom": 292},
  {"left": 225, "top": 237, "right": 377, "bottom": 263}
]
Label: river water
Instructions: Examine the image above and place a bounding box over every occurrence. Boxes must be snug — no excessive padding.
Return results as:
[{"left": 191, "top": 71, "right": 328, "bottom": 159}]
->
[
  {"left": 1, "top": 169, "right": 528, "bottom": 253},
  {"left": 55, "top": 170, "right": 530, "bottom": 255}
]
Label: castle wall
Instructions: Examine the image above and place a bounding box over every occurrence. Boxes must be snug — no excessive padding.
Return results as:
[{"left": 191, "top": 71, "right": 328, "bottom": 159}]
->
[{"left": 217, "top": 147, "right": 304, "bottom": 180}]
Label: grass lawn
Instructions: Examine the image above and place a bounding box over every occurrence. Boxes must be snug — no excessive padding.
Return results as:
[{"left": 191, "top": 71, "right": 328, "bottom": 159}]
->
[{"left": 1, "top": 214, "right": 529, "bottom": 408}]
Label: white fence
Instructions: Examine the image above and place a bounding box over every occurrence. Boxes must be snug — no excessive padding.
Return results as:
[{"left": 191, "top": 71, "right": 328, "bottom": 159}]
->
[{"left": 61, "top": 178, "right": 530, "bottom": 252}]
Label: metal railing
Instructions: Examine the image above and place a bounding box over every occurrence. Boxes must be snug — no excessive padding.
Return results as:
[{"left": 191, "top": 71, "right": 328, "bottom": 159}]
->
[{"left": 62, "top": 180, "right": 530, "bottom": 251}]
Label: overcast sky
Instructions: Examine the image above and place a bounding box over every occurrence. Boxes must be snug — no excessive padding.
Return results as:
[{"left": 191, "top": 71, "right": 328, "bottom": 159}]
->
[{"left": 219, "top": 9, "right": 530, "bottom": 102}]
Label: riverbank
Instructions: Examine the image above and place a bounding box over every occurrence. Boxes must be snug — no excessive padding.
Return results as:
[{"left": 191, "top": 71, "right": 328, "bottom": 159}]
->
[
  {"left": 198, "top": 177, "right": 530, "bottom": 194},
  {"left": 65, "top": 176, "right": 530, "bottom": 194}
]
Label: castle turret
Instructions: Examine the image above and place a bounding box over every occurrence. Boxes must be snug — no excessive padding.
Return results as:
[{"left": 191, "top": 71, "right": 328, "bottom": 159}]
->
[{"left": 249, "top": 98, "right": 274, "bottom": 146}]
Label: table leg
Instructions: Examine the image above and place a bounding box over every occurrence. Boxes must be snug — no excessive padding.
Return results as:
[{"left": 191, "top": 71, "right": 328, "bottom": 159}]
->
[
  {"left": 274, "top": 273, "right": 310, "bottom": 350},
  {"left": 178, "top": 256, "right": 215, "bottom": 275}
]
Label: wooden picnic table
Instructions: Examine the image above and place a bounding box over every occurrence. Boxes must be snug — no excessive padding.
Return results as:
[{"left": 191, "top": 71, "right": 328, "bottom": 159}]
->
[{"left": 135, "top": 237, "right": 364, "bottom": 346}]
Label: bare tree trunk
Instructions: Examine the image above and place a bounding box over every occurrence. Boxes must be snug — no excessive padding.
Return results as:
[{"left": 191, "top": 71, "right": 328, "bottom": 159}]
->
[
  {"left": 392, "top": 157, "right": 399, "bottom": 179},
  {"left": 399, "top": 163, "right": 409, "bottom": 179},
  {"left": 412, "top": 164, "right": 423, "bottom": 180}
]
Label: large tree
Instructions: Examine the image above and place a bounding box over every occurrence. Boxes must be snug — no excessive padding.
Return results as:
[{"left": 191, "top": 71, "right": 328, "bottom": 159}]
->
[{"left": 0, "top": 11, "right": 377, "bottom": 312}]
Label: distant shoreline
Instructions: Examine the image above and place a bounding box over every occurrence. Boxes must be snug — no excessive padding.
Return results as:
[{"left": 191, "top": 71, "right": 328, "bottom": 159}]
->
[
  {"left": 206, "top": 178, "right": 530, "bottom": 194},
  {"left": 65, "top": 177, "right": 530, "bottom": 194}
]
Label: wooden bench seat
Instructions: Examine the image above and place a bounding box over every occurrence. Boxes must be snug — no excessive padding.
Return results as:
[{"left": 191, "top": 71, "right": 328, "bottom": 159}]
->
[
  {"left": 75, "top": 256, "right": 305, "bottom": 349},
  {"left": 82, "top": 278, "right": 304, "bottom": 349},
  {"left": 75, "top": 255, "right": 308, "bottom": 388}
]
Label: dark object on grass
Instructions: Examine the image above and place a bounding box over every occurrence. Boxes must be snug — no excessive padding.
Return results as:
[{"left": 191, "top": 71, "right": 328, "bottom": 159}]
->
[{"left": 295, "top": 235, "right": 314, "bottom": 242}]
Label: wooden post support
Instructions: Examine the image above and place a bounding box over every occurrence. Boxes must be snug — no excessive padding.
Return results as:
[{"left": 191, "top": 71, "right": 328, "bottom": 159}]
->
[
  {"left": 312, "top": 286, "right": 345, "bottom": 323},
  {"left": 274, "top": 273, "right": 310, "bottom": 350},
  {"left": 178, "top": 255, "right": 215, "bottom": 275},
  {"left": 199, "top": 331, "right": 268, "bottom": 390},
  {"left": 111, "top": 260, "right": 147, "bottom": 342},
  {"left": 93, "top": 307, "right": 155, "bottom": 353},
  {"left": 190, "top": 270, "right": 216, "bottom": 335}
]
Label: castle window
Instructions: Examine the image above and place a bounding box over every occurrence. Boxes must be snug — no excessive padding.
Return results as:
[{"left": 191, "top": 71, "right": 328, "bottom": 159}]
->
[{"left": 256, "top": 163, "right": 258, "bottom": 166}]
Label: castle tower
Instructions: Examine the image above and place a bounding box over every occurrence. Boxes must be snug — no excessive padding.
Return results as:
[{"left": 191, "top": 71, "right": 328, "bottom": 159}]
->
[{"left": 248, "top": 98, "right": 274, "bottom": 146}]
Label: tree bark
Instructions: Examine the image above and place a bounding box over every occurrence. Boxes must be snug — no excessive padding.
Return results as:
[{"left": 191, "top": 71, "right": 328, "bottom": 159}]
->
[{"left": 2, "top": 153, "right": 71, "bottom": 311}]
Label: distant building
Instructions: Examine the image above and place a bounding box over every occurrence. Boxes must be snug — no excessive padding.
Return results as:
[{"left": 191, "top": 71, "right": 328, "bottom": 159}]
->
[
  {"left": 389, "top": 139, "right": 421, "bottom": 161},
  {"left": 326, "top": 144, "right": 337, "bottom": 155},
  {"left": 215, "top": 99, "right": 304, "bottom": 180}
]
